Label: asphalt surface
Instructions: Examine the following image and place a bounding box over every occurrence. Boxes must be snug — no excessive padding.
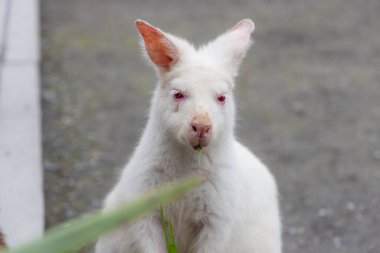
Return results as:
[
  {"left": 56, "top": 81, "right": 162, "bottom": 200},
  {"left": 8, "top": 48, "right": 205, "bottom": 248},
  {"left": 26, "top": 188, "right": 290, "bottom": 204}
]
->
[{"left": 41, "top": 1, "right": 380, "bottom": 252}]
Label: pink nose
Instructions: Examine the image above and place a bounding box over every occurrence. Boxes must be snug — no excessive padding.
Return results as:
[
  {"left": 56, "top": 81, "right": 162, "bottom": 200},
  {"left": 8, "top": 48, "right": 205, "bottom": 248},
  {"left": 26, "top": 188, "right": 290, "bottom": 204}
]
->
[{"left": 188, "top": 114, "right": 212, "bottom": 148}]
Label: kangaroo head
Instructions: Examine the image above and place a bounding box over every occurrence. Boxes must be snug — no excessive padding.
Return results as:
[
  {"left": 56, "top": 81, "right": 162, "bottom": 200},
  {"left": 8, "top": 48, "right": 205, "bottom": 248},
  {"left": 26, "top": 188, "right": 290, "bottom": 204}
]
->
[{"left": 136, "top": 19, "right": 254, "bottom": 150}]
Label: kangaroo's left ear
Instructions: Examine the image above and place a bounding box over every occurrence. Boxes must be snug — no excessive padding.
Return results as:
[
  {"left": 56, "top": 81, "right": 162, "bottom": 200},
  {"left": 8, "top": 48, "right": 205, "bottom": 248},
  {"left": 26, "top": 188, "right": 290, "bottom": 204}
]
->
[{"left": 202, "top": 19, "right": 255, "bottom": 77}]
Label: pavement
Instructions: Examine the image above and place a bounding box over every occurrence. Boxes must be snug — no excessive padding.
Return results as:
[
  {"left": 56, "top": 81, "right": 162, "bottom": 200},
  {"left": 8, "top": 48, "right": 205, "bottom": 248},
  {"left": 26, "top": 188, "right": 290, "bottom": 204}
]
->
[
  {"left": 40, "top": 1, "right": 380, "bottom": 253},
  {"left": 0, "top": 0, "right": 43, "bottom": 247}
]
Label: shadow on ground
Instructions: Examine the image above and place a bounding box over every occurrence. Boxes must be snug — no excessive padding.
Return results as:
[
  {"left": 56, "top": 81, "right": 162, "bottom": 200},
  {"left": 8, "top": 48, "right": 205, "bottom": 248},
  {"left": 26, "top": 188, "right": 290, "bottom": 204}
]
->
[{"left": 41, "top": 1, "right": 380, "bottom": 252}]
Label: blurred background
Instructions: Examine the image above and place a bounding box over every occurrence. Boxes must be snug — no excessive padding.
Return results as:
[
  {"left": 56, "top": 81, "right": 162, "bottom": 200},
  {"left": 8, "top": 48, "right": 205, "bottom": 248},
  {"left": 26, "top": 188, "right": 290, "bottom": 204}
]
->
[{"left": 41, "top": 0, "right": 380, "bottom": 252}]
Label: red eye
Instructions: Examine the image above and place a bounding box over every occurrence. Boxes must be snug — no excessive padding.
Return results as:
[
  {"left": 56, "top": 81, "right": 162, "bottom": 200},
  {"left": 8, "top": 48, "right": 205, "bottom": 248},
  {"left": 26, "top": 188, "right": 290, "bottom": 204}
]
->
[
  {"left": 174, "top": 91, "right": 184, "bottom": 100},
  {"left": 217, "top": 95, "right": 226, "bottom": 104}
]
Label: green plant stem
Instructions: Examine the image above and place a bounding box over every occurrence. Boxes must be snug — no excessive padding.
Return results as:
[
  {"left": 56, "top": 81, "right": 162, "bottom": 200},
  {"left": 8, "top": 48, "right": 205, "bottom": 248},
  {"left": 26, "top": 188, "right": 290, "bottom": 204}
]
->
[
  {"left": 160, "top": 204, "right": 170, "bottom": 250},
  {"left": 197, "top": 148, "right": 202, "bottom": 171}
]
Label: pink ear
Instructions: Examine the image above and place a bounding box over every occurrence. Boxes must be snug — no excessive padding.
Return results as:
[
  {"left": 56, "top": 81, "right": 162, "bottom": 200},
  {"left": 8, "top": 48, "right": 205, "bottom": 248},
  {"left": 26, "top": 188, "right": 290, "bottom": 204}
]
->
[
  {"left": 228, "top": 19, "right": 255, "bottom": 60},
  {"left": 203, "top": 18, "right": 254, "bottom": 77},
  {"left": 135, "top": 20, "right": 179, "bottom": 71}
]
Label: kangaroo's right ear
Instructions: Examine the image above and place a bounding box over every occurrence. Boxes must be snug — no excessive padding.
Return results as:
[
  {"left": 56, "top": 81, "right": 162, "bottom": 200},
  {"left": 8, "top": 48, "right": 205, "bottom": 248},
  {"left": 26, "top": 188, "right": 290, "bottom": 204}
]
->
[
  {"left": 135, "top": 20, "right": 179, "bottom": 72},
  {"left": 201, "top": 19, "right": 255, "bottom": 78}
]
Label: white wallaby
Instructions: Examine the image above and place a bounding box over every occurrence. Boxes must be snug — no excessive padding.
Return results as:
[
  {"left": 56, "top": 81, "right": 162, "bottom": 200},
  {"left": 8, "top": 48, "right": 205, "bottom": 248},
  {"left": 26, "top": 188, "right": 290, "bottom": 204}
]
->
[{"left": 95, "top": 19, "right": 281, "bottom": 253}]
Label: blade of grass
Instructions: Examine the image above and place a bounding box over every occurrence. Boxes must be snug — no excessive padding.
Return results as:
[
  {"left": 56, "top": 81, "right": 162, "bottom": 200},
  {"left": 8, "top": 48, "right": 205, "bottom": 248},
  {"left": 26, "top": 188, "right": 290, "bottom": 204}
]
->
[
  {"left": 160, "top": 204, "right": 170, "bottom": 250},
  {"left": 0, "top": 175, "right": 203, "bottom": 253},
  {"left": 160, "top": 204, "right": 178, "bottom": 253},
  {"left": 168, "top": 216, "right": 177, "bottom": 251},
  {"left": 197, "top": 148, "right": 202, "bottom": 170}
]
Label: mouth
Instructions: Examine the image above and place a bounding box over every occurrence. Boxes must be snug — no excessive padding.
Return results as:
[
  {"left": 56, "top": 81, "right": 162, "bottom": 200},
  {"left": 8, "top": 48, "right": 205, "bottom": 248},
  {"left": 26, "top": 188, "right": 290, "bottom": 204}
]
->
[
  {"left": 191, "top": 138, "right": 210, "bottom": 150},
  {"left": 193, "top": 145, "right": 202, "bottom": 151},
  {"left": 189, "top": 135, "right": 211, "bottom": 150}
]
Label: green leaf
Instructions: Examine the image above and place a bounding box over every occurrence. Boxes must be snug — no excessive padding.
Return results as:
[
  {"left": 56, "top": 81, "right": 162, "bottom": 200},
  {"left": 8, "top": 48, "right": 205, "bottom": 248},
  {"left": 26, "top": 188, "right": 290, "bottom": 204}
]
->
[
  {"left": 168, "top": 217, "right": 178, "bottom": 253},
  {"left": 160, "top": 204, "right": 170, "bottom": 250},
  {"left": 0, "top": 175, "right": 203, "bottom": 253},
  {"left": 160, "top": 204, "right": 178, "bottom": 253}
]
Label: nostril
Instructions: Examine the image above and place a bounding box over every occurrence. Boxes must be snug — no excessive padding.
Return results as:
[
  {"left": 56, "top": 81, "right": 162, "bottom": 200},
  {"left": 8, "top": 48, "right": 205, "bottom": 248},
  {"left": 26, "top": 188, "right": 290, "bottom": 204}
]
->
[
  {"left": 192, "top": 125, "right": 197, "bottom": 133},
  {"left": 205, "top": 126, "right": 210, "bottom": 133}
]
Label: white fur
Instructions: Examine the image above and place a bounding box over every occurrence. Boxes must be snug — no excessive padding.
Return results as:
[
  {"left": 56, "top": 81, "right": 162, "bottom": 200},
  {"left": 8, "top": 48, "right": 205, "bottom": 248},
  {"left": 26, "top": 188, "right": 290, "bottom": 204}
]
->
[{"left": 95, "top": 19, "right": 281, "bottom": 253}]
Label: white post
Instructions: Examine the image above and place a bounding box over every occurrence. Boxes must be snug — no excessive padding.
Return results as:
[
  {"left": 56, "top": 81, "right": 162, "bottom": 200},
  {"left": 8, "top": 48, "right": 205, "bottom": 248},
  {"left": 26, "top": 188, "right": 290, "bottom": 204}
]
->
[{"left": 0, "top": 0, "right": 44, "bottom": 247}]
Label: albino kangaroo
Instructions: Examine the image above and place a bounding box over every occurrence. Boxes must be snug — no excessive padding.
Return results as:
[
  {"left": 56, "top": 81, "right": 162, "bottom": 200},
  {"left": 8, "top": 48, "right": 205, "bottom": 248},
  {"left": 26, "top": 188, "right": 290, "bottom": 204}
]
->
[{"left": 95, "top": 19, "right": 281, "bottom": 253}]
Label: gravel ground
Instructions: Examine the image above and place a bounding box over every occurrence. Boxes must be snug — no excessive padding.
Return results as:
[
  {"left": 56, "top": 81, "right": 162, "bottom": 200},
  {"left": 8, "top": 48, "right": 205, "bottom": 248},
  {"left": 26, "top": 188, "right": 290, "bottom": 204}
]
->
[{"left": 41, "top": 1, "right": 380, "bottom": 252}]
